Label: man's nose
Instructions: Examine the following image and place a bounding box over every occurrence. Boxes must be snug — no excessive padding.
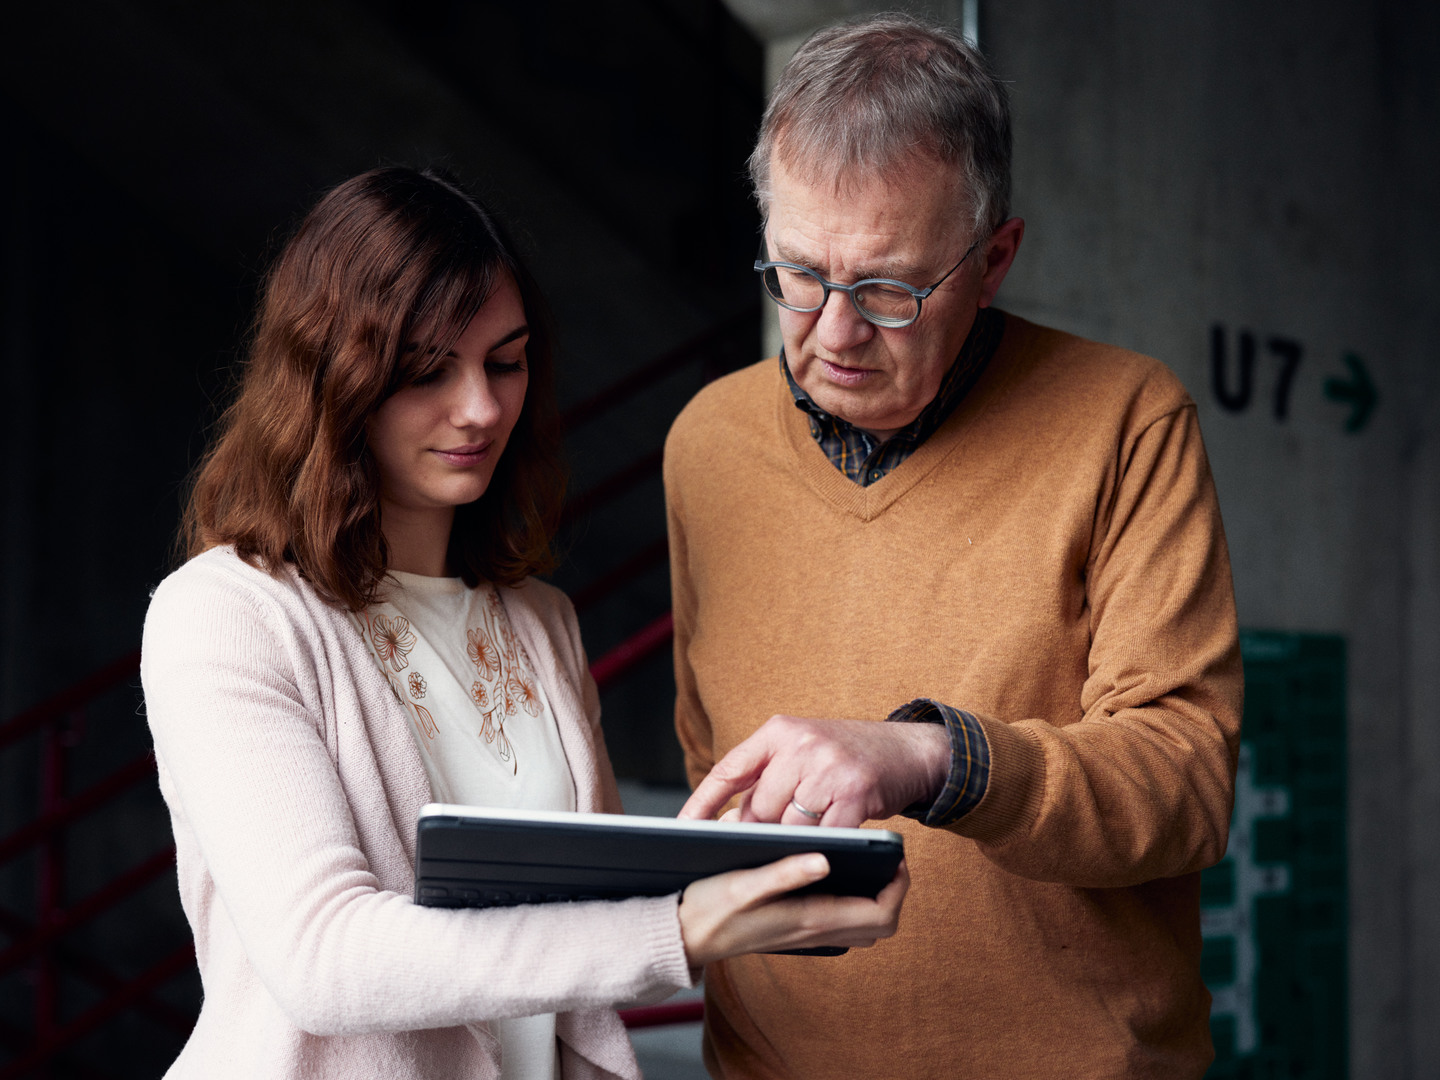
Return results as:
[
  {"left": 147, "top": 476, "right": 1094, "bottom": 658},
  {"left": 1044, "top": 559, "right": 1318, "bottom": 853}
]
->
[{"left": 814, "top": 288, "right": 875, "bottom": 353}]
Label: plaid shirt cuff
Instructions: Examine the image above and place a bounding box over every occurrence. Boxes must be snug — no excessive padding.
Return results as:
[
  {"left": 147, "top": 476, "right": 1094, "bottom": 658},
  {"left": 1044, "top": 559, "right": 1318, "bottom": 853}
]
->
[{"left": 886, "top": 699, "right": 990, "bottom": 827}]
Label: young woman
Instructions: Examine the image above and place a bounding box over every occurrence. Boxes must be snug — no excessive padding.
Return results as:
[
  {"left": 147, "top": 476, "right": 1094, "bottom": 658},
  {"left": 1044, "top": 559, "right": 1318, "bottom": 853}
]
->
[{"left": 140, "top": 167, "right": 906, "bottom": 1080}]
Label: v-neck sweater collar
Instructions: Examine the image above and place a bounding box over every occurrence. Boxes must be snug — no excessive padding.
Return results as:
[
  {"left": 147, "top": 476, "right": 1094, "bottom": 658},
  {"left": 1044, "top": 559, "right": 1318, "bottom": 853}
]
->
[{"left": 774, "top": 309, "right": 1027, "bottom": 522}]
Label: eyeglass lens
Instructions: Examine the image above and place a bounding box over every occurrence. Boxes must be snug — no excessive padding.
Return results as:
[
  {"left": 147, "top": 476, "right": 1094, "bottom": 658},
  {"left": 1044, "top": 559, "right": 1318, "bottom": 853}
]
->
[{"left": 761, "top": 265, "right": 920, "bottom": 327}]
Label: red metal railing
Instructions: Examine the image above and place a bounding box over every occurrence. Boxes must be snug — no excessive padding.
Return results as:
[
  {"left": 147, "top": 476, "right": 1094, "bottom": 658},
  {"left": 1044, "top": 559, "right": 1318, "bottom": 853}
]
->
[
  {"left": 0, "top": 683, "right": 192, "bottom": 1080},
  {"left": 618, "top": 999, "right": 704, "bottom": 1028},
  {"left": 0, "top": 309, "right": 752, "bottom": 1074}
]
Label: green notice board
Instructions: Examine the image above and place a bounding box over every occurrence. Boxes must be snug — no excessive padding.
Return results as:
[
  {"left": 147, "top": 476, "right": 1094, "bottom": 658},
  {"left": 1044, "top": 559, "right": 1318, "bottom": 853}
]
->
[{"left": 1201, "top": 631, "right": 1347, "bottom": 1078}]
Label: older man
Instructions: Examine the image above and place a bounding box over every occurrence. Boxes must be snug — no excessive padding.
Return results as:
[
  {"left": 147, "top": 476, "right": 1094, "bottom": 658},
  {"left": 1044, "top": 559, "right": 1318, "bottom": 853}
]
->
[{"left": 665, "top": 13, "right": 1243, "bottom": 1080}]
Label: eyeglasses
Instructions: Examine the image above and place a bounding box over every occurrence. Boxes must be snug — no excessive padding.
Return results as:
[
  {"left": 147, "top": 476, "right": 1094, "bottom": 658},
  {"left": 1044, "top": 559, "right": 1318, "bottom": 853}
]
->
[{"left": 753, "top": 238, "right": 980, "bottom": 329}]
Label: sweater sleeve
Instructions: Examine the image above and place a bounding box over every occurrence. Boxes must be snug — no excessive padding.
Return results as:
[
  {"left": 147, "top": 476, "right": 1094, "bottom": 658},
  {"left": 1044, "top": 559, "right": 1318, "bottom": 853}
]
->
[
  {"left": 947, "top": 403, "right": 1243, "bottom": 888},
  {"left": 141, "top": 564, "right": 691, "bottom": 1036}
]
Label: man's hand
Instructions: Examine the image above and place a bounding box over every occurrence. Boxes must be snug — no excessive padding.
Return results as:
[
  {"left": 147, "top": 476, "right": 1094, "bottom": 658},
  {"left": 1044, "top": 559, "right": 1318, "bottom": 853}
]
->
[{"left": 678, "top": 715, "right": 951, "bottom": 828}]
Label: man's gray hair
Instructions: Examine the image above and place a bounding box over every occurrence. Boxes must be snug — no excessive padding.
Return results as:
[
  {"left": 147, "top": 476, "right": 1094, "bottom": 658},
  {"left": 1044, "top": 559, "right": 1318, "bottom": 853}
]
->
[{"left": 749, "top": 12, "right": 1011, "bottom": 237}]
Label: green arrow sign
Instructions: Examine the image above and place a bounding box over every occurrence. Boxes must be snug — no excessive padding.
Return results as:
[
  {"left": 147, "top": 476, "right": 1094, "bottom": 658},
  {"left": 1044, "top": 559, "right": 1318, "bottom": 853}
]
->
[{"left": 1323, "top": 352, "right": 1376, "bottom": 433}]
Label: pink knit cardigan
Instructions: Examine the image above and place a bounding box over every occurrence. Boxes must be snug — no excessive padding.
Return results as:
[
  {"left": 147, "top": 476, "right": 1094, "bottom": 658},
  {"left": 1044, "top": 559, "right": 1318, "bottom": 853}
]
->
[{"left": 141, "top": 547, "right": 693, "bottom": 1079}]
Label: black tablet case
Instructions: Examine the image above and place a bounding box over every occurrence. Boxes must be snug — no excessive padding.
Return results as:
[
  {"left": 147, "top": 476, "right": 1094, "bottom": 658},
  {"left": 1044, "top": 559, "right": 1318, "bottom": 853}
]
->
[{"left": 414, "top": 804, "right": 904, "bottom": 909}]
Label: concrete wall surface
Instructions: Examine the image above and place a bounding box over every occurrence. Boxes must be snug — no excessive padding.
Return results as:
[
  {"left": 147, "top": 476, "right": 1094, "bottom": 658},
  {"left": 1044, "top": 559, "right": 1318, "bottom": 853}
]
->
[{"left": 724, "top": 0, "right": 1439, "bottom": 1075}]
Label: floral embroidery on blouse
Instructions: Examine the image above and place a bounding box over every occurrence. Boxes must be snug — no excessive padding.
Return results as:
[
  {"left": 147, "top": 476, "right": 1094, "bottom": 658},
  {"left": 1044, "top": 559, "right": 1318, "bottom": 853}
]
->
[
  {"left": 467, "top": 626, "right": 500, "bottom": 679},
  {"left": 462, "top": 588, "right": 543, "bottom": 776},
  {"left": 387, "top": 668, "right": 437, "bottom": 740},
  {"left": 475, "top": 697, "right": 515, "bottom": 769},
  {"left": 352, "top": 585, "right": 542, "bottom": 775},
  {"left": 506, "top": 671, "right": 542, "bottom": 717},
  {"left": 412, "top": 699, "right": 437, "bottom": 739},
  {"left": 371, "top": 614, "right": 417, "bottom": 672},
  {"left": 351, "top": 611, "right": 436, "bottom": 743}
]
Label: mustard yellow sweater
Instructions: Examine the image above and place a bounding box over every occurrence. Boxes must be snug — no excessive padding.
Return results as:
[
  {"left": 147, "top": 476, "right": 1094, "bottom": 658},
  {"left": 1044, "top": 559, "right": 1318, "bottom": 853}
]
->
[{"left": 664, "top": 314, "right": 1242, "bottom": 1079}]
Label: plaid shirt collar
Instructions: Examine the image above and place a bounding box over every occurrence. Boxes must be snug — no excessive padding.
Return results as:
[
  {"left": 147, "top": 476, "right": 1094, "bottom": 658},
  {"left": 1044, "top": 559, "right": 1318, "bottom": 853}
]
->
[{"left": 782, "top": 307, "right": 1005, "bottom": 487}]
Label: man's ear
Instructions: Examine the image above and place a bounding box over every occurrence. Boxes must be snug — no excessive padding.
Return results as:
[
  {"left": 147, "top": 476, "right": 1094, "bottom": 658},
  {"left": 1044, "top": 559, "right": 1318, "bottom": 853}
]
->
[{"left": 977, "top": 217, "right": 1025, "bottom": 309}]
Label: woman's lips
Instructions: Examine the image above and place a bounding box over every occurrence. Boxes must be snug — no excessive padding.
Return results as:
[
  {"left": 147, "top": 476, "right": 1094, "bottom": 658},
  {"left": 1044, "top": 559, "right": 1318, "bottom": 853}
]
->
[
  {"left": 433, "top": 442, "right": 491, "bottom": 466},
  {"left": 820, "top": 359, "right": 872, "bottom": 387}
]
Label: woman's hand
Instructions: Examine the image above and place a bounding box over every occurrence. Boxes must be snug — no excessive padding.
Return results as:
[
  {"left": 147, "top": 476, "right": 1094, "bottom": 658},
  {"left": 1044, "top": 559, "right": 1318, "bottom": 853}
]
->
[{"left": 677, "top": 855, "right": 909, "bottom": 968}]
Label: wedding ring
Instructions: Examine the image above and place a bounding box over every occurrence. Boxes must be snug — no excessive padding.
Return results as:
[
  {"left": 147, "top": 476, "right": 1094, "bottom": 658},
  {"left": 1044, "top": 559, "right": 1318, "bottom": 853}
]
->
[{"left": 789, "top": 796, "right": 823, "bottom": 820}]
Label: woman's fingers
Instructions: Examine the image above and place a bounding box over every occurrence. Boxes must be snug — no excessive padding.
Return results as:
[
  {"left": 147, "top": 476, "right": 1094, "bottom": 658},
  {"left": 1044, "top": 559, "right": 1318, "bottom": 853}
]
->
[
  {"left": 679, "top": 854, "right": 829, "bottom": 966},
  {"left": 733, "top": 853, "right": 831, "bottom": 908},
  {"left": 873, "top": 858, "right": 909, "bottom": 933},
  {"left": 769, "top": 860, "right": 909, "bottom": 950},
  {"left": 678, "top": 855, "right": 908, "bottom": 967}
]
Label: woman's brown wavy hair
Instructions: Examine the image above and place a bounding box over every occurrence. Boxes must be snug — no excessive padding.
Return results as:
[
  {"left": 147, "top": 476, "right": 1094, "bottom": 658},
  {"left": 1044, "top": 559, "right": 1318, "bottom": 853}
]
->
[{"left": 183, "top": 167, "right": 566, "bottom": 610}]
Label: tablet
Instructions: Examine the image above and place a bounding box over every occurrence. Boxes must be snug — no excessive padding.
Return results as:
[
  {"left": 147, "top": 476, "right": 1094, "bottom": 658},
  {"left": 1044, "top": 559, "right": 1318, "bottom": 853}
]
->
[{"left": 414, "top": 803, "right": 904, "bottom": 909}]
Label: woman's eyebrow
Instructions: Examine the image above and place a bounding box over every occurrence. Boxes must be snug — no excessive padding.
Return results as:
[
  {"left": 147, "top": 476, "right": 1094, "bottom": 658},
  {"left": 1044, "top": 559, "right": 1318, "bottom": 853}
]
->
[
  {"left": 401, "top": 323, "right": 529, "bottom": 357},
  {"left": 490, "top": 324, "right": 529, "bottom": 350}
]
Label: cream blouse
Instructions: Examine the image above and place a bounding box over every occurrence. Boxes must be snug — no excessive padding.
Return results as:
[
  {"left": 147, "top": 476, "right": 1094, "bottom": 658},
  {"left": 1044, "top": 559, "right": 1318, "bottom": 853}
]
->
[{"left": 353, "top": 570, "right": 577, "bottom": 1080}]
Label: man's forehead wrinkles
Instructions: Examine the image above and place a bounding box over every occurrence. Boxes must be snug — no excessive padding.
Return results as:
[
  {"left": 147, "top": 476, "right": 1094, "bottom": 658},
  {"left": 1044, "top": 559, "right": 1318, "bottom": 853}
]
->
[{"left": 767, "top": 172, "right": 966, "bottom": 283}]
